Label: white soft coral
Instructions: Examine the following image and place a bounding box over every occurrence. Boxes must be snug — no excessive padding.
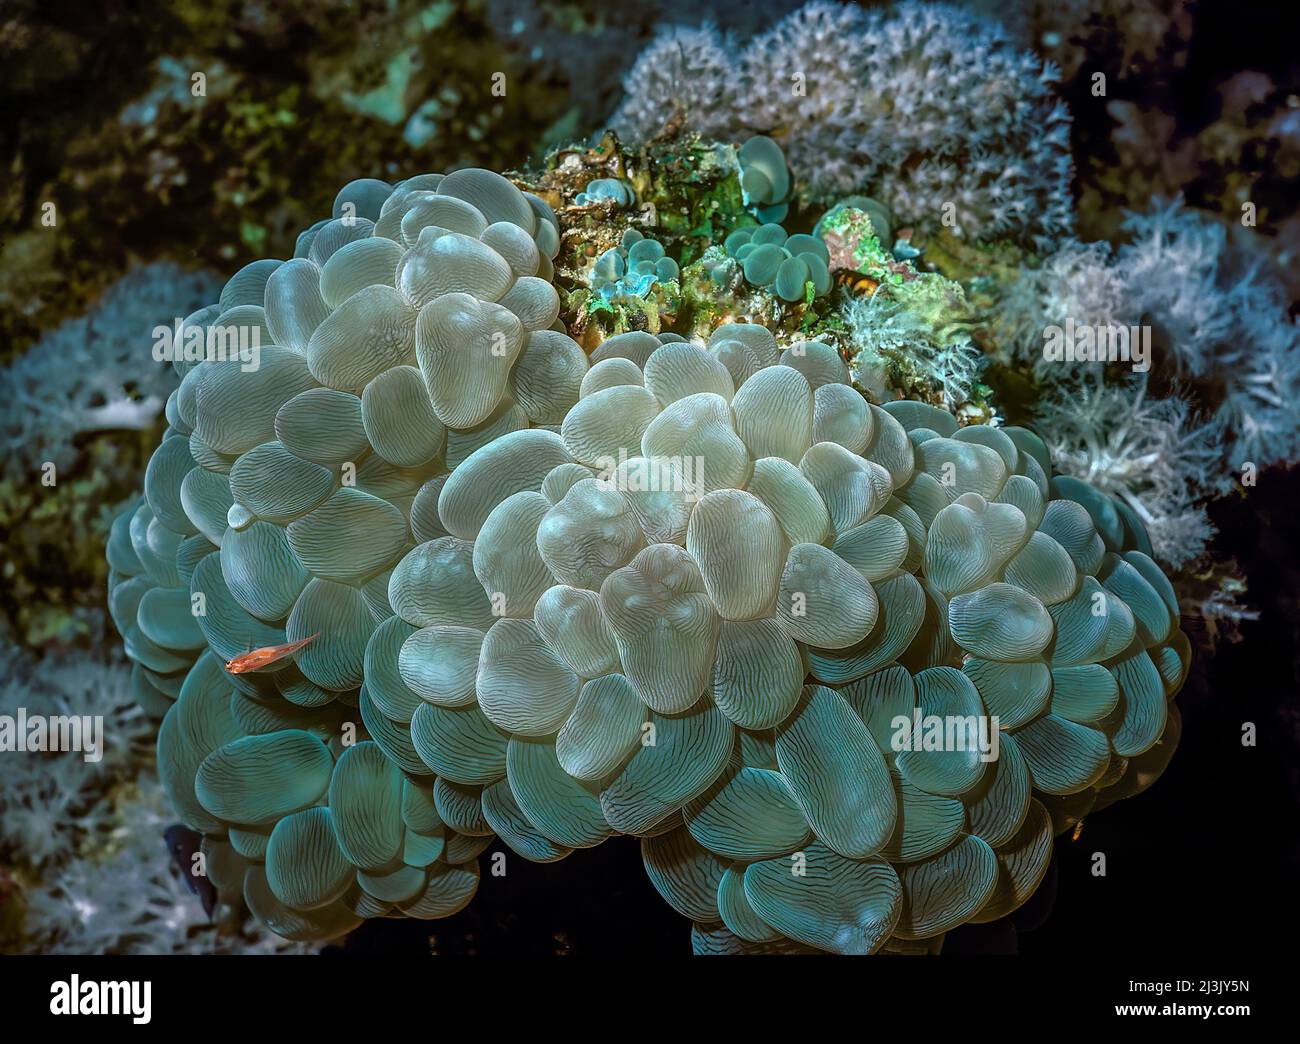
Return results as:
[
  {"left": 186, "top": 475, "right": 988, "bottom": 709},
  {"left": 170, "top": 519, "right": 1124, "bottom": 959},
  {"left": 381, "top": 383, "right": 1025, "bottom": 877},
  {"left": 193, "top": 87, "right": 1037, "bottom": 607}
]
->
[
  {"left": 0, "top": 263, "right": 219, "bottom": 481},
  {"left": 612, "top": 1, "right": 1074, "bottom": 244},
  {"left": 21, "top": 774, "right": 306, "bottom": 954},
  {"left": 1037, "top": 376, "right": 1225, "bottom": 568},
  {"left": 0, "top": 644, "right": 152, "bottom": 869}
]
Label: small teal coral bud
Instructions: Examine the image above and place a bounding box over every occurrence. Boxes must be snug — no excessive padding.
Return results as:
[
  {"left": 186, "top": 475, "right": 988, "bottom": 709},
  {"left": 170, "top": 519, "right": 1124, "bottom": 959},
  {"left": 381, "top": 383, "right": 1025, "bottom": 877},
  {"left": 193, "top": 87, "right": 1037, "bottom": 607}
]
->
[
  {"left": 627, "top": 238, "right": 665, "bottom": 265},
  {"left": 775, "top": 256, "right": 811, "bottom": 302},
  {"left": 738, "top": 136, "right": 792, "bottom": 224},
  {"left": 723, "top": 221, "right": 831, "bottom": 302},
  {"left": 590, "top": 228, "right": 678, "bottom": 304},
  {"left": 743, "top": 243, "right": 786, "bottom": 288},
  {"left": 575, "top": 178, "right": 635, "bottom": 208},
  {"left": 593, "top": 248, "right": 625, "bottom": 282},
  {"left": 724, "top": 228, "right": 754, "bottom": 254},
  {"left": 784, "top": 234, "right": 828, "bottom": 266}
]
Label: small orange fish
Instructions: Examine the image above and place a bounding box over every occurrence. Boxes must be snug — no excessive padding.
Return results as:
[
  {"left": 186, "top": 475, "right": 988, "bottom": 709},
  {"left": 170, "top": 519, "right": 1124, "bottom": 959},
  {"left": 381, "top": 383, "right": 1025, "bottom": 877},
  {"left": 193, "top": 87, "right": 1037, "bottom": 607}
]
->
[
  {"left": 1071, "top": 820, "right": 1085, "bottom": 842},
  {"left": 225, "top": 633, "right": 319, "bottom": 675}
]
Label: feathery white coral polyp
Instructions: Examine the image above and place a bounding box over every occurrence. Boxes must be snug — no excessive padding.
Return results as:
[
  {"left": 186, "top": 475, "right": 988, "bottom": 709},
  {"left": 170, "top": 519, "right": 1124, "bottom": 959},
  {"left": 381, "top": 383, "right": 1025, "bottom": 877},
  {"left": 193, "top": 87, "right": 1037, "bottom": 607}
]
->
[{"left": 614, "top": 1, "right": 1074, "bottom": 244}]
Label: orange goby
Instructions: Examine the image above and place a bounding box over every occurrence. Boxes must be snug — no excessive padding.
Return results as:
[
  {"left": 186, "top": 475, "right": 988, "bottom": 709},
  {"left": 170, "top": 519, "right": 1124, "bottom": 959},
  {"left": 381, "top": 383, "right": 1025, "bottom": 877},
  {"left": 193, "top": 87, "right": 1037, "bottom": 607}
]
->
[{"left": 224, "top": 633, "right": 319, "bottom": 675}]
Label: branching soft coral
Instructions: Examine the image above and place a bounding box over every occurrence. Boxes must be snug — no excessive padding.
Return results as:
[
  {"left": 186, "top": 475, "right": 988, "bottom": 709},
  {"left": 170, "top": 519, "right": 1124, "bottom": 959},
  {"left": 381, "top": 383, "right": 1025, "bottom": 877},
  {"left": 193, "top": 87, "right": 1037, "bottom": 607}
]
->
[
  {"left": 0, "top": 263, "right": 220, "bottom": 481},
  {"left": 993, "top": 198, "right": 1299, "bottom": 567},
  {"left": 840, "top": 3, "right": 1073, "bottom": 246},
  {"left": 734, "top": 0, "right": 877, "bottom": 198},
  {"left": 20, "top": 774, "right": 305, "bottom": 955},
  {"left": 996, "top": 238, "right": 1137, "bottom": 381},
  {"left": 1119, "top": 200, "right": 1244, "bottom": 374},
  {"left": 1036, "top": 377, "right": 1225, "bottom": 568},
  {"left": 0, "top": 644, "right": 152, "bottom": 868},
  {"left": 1215, "top": 318, "right": 1300, "bottom": 470},
  {"left": 1, "top": 641, "right": 301, "bottom": 953},
  {"left": 844, "top": 294, "right": 985, "bottom": 411},
  {"left": 614, "top": 23, "right": 739, "bottom": 143},
  {"left": 1118, "top": 200, "right": 1300, "bottom": 467},
  {"left": 20, "top": 779, "right": 213, "bottom": 955},
  {"left": 614, "top": 1, "right": 1074, "bottom": 245}
]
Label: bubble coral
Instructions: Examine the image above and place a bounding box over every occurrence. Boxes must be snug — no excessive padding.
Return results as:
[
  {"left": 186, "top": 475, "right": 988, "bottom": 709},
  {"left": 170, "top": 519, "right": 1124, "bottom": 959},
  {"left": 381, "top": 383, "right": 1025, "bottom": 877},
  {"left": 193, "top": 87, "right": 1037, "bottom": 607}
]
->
[
  {"left": 108, "top": 167, "right": 1189, "bottom": 954},
  {"left": 574, "top": 178, "right": 635, "bottom": 208},
  {"left": 737, "top": 135, "right": 792, "bottom": 224},
  {"left": 590, "top": 228, "right": 680, "bottom": 305},
  {"left": 714, "top": 223, "right": 832, "bottom": 303}
]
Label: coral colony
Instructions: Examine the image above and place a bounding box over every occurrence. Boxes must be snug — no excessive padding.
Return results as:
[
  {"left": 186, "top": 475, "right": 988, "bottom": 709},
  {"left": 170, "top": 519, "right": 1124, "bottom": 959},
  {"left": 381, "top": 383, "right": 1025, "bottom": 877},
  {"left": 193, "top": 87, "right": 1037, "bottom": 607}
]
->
[
  {"left": 0, "top": 0, "right": 1269, "bottom": 955},
  {"left": 105, "top": 141, "right": 1191, "bottom": 952}
]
